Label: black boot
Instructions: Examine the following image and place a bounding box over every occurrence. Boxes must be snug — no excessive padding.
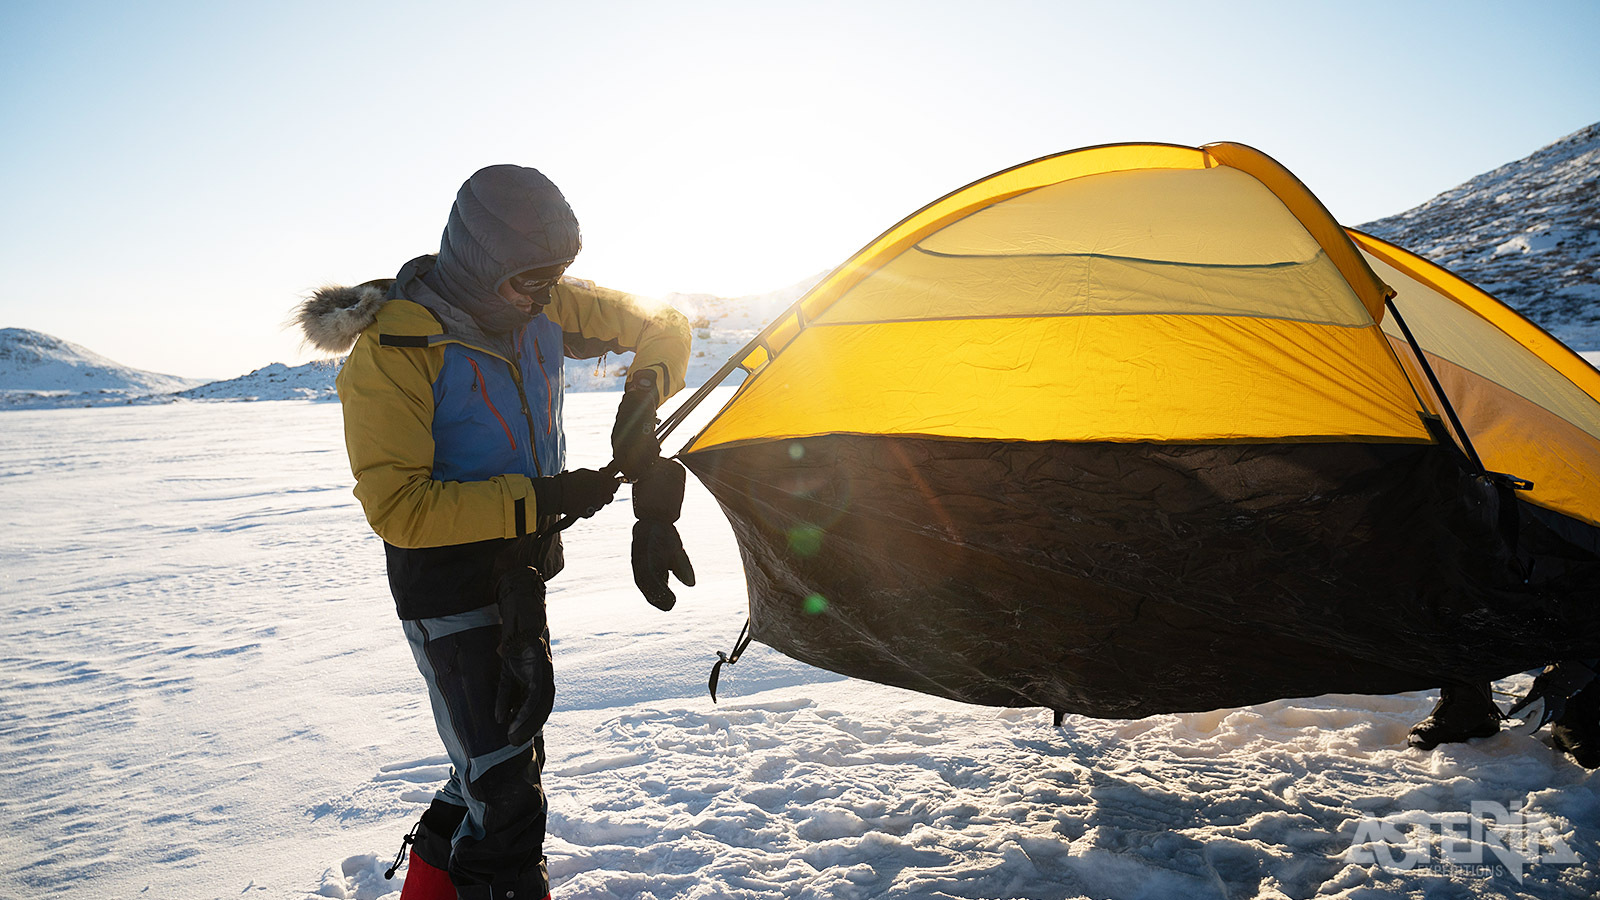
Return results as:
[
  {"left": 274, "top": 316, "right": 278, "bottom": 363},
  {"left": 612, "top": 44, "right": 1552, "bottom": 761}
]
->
[
  {"left": 1408, "top": 682, "right": 1500, "bottom": 750},
  {"left": 1551, "top": 682, "right": 1600, "bottom": 769}
]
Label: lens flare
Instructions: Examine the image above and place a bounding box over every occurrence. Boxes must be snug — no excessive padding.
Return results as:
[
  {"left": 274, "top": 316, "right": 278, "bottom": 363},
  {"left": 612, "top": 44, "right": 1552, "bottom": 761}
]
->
[
  {"left": 787, "top": 524, "right": 825, "bottom": 557},
  {"left": 802, "top": 593, "right": 829, "bottom": 615}
]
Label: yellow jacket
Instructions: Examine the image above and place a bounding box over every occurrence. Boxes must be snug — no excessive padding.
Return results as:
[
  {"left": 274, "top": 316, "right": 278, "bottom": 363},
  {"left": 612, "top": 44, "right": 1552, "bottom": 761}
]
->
[{"left": 315, "top": 270, "right": 690, "bottom": 551}]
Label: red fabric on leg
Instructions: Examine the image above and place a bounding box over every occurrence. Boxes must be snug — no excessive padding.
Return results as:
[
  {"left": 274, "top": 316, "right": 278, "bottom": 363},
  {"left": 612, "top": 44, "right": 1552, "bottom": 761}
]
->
[{"left": 397, "top": 853, "right": 455, "bottom": 900}]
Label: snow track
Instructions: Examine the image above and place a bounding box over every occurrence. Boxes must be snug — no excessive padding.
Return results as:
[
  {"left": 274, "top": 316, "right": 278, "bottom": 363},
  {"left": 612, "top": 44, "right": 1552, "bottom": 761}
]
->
[{"left": 2, "top": 397, "right": 1597, "bottom": 900}]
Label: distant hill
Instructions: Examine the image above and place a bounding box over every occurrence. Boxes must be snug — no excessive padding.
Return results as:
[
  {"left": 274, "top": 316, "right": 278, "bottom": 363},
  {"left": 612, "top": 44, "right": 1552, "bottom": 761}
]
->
[
  {"left": 0, "top": 328, "right": 202, "bottom": 408},
  {"left": 1359, "top": 121, "right": 1600, "bottom": 350},
  {"left": 174, "top": 361, "right": 341, "bottom": 402}
]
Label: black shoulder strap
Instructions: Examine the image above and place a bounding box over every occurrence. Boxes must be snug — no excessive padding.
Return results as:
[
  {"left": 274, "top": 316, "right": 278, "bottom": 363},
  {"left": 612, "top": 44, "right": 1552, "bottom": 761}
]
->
[{"left": 378, "top": 334, "right": 432, "bottom": 348}]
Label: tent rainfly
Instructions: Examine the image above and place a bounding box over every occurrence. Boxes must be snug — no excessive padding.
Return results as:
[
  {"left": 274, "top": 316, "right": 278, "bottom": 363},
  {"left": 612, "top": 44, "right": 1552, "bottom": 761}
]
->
[{"left": 667, "top": 142, "right": 1600, "bottom": 718}]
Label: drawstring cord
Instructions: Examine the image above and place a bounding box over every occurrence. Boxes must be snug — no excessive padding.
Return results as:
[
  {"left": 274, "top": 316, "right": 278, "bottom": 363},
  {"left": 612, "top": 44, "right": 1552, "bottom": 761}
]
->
[
  {"left": 709, "top": 619, "right": 753, "bottom": 703},
  {"left": 384, "top": 819, "right": 421, "bottom": 879}
]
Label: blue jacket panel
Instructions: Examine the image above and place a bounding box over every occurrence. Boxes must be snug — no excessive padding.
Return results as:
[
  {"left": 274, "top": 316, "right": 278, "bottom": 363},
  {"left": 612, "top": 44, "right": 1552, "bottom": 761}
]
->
[{"left": 431, "top": 317, "right": 566, "bottom": 483}]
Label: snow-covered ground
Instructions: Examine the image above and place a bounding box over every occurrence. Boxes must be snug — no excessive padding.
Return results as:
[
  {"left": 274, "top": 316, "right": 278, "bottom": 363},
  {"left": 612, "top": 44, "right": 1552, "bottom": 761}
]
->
[{"left": 3, "top": 393, "right": 1599, "bottom": 900}]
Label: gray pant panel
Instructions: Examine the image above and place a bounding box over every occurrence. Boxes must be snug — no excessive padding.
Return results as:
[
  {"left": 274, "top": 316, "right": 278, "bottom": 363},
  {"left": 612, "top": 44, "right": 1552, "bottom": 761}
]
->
[{"left": 403, "top": 607, "right": 548, "bottom": 893}]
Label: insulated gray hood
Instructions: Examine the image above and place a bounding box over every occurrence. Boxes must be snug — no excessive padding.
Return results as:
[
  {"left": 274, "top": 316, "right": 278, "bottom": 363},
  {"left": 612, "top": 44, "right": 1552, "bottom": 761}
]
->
[{"left": 428, "top": 164, "right": 582, "bottom": 334}]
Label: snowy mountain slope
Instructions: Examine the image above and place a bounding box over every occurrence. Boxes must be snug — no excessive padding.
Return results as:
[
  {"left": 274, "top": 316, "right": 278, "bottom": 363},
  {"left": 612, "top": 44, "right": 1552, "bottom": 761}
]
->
[
  {"left": 1359, "top": 122, "right": 1600, "bottom": 350},
  {"left": 0, "top": 327, "right": 202, "bottom": 405}
]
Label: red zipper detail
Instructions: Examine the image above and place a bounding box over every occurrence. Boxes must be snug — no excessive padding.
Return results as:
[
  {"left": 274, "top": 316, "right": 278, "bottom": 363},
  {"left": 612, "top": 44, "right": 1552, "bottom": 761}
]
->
[{"left": 466, "top": 357, "right": 517, "bottom": 451}]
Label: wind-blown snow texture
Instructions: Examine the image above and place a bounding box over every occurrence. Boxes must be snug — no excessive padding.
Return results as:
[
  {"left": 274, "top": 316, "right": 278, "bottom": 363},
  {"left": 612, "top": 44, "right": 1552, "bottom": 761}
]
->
[
  {"left": 2, "top": 394, "right": 1598, "bottom": 900},
  {"left": 1359, "top": 122, "right": 1600, "bottom": 350}
]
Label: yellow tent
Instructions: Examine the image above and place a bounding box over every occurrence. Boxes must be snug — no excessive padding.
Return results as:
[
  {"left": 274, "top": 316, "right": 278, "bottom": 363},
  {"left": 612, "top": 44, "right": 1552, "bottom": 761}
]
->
[{"left": 671, "top": 142, "right": 1600, "bottom": 716}]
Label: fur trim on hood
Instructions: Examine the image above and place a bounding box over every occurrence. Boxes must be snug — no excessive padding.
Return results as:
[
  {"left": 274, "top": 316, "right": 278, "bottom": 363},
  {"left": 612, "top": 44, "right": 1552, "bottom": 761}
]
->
[{"left": 293, "top": 280, "right": 393, "bottom": 355}]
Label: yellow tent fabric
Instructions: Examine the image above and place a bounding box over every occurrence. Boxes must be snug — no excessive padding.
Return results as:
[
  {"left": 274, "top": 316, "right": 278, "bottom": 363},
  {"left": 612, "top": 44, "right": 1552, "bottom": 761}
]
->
[
  {"left": 1351, "top": 230, "right": 1600, "bottom": 527},
  {"left": 677, "top": 141, "right": 1600, "bottom": 717},
  {"left": 688, "top": 142, "right": 1429, "bottom": 452}
]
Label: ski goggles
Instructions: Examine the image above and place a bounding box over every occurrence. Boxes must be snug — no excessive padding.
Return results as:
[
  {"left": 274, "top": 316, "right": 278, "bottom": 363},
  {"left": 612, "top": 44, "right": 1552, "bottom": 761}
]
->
[{"left": 506, "top": 266, "right": 567, "bottom": 298}]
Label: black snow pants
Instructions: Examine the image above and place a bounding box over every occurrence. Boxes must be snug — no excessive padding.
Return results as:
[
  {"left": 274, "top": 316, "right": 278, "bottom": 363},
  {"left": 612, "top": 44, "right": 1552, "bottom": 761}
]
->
[{"left": 403, "top": 599, "right": 551, "bottom": 899}]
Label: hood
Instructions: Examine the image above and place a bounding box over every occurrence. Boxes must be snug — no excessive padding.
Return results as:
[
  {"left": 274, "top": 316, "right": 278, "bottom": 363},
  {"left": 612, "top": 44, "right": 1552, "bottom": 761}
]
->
[
  {"left": 293, "top": 280, "right": 393, "bottom": 355},
  {"left": 431, "top": 164, "right": 582, "bottom": 334}
]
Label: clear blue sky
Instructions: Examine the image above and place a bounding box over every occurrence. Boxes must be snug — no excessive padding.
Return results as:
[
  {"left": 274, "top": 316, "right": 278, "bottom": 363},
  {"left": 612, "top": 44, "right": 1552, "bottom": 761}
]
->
[{"left": 2, "top": 0, "right": 1596, "bottom": 378}]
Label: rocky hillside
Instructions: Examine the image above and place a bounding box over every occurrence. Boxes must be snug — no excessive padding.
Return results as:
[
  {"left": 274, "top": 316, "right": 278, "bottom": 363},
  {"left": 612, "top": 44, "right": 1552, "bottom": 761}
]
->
[{"left": 1359, "top": 122, "right": 1600, "bottom": 349}]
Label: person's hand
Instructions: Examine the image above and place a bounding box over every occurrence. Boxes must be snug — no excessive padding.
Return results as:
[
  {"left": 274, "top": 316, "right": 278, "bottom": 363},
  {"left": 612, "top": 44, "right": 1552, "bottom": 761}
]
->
[
  {"left": 631, "top": 458, "right": 694, "bottom": 610},
  {"left": 632, "top": 520, "right": 695, "bottom": 611},
  {"left": 612, "top": 387, "right": 661, "bottom": 481},
  {"left": 535, "top": 468, "right": 621, "bottom": 519},
  {"left": 493, "top": 567, "right": 553, "bottom": 746}
]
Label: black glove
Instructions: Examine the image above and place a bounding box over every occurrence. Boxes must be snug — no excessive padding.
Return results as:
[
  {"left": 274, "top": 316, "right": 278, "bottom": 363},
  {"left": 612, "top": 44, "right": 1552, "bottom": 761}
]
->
[
  {"left": 632, "top": 521, "right": 695, "bottom": 611},
  {"left": 633, "top": 456, "right": 687, "bottom": 523},
  {"left": 493, "top": 567, "right": 553, "bottom": 746},
  {"left": 533, "top": 468, "right": 621, "bottom": 519},
  {"left": 631, "top": 458, "right": 694, "bottom": 610},
  {"left": 612, "top": 382, "right": 662, "bottom": 481}
]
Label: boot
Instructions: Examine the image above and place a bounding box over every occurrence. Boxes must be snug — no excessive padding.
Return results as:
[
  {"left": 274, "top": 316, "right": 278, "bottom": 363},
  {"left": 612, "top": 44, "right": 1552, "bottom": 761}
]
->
[
  {"left": 392, "top": 800, "right": 469, "bottom": 900},
  {"left": 1551, "top": 682, "right": 1600, "bottom": 769},
  {"left": 398, "top": 853, "right": 455, "bottom": 900},
  {"left": 1408, "top": 682, "right": 1500, "bottom": 750}
]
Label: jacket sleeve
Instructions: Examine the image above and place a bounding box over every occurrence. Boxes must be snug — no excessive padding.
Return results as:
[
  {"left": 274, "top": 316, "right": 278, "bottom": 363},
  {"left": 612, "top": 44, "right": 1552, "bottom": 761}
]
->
[
  {"left": 548, "top": 278, "right": 692, "bottom": 406},
  {"left": 336, "top": 326, "right": 540, "bottom": 549}
]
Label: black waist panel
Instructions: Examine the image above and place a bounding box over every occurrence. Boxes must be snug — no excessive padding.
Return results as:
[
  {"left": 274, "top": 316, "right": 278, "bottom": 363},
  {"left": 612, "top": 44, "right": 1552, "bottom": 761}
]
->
[{"left": 386, "top": 531, "right": 564, "bottom": 620}]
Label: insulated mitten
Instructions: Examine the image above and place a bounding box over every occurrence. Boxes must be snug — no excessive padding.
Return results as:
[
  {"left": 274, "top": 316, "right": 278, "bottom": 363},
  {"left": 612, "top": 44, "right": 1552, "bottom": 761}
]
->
[
  {"left": 632, "top": 521, "right": 695, "bottom": 611},
  {"left": 612, "top": 379, "right": 662, "bottom": 481},
  {"left": 533, "top": 468, "right": 621, "bottom": 520},
  {"left": 631, "top": 458, "right": 695, "bottom": 610},
  {"left": 493, "top": 567, "right": 554, "bottom": 746}
]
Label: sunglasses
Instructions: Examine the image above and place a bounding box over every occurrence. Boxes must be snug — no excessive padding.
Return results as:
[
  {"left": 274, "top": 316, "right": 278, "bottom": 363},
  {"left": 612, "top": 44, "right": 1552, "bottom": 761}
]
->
[{"left": 506, "top": 267, "right": 566, "bottom": 297}]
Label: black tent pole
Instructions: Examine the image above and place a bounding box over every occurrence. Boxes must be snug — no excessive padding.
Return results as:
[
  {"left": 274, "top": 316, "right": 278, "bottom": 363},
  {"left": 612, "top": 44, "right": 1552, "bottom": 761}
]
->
[
  {"left": 1385, "top": 298, "right": 1490, "bottom": 475},
  {"left": 655, "top": 351, "right": 748, "bottom": 446}
]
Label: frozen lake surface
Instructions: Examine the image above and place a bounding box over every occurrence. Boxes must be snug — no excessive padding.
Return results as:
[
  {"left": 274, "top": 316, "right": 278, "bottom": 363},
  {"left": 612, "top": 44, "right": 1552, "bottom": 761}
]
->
[{"left": 2, "top": 394, "right": 1597, "bottom": 900}]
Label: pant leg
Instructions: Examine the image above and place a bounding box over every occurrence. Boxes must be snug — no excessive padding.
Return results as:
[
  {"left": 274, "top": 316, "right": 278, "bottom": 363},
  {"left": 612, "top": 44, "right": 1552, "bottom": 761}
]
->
[{"left": 403, "top": 608, "right": 549, "bottom": 898}]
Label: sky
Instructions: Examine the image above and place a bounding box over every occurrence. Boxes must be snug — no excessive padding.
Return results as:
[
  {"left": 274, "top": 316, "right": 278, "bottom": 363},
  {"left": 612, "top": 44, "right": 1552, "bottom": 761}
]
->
[{"left": 1, "top": 0, "right": 1596, "bottom": 379}]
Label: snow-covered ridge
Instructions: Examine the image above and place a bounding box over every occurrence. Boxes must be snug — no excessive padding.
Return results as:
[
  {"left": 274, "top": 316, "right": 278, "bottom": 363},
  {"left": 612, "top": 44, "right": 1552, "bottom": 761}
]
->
[
  {"left": 1359, "top": 121, "right": 1600, "bottom": 350},
  {"left": 0, "top": 327, "right": 203, "bottom": 406}
]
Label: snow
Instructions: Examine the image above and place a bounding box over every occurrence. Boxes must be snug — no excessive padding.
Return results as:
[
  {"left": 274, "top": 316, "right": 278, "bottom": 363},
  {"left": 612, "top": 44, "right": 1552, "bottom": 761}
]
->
[
  {"left": 1360, "top": 121, "right": 1600, "bottom": 350},
  {"left": 175, "top": 361, "right": 343, "bottom": 402},
  {"left": 0, "top": 327, "right": 202, "bottom": 405},
  {"left": 4, "top": 393, "right": 1598, "bottom": 900}
]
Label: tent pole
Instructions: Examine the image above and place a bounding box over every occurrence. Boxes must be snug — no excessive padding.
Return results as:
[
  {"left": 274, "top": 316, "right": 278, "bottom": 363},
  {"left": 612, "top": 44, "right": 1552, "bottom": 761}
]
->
[
  {"left": 1385, "top": 298, "right": 1487, "bottom": 474},
  {"left": 656, "top": 353, "right": 748, "bottom": 446}
]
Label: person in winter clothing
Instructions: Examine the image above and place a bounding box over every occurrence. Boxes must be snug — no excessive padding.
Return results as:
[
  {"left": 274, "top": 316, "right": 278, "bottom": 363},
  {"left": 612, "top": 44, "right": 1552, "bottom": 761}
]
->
[{"left": 297, "top": 164, "right": 693, "bottom": 900}]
